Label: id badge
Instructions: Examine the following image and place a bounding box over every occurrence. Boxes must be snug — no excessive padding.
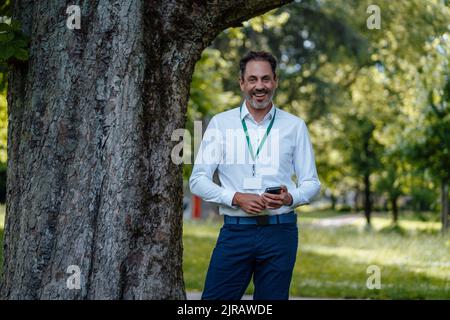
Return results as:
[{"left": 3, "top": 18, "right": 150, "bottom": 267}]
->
[{"left": 243, "top": 176, "right": 262, "bottom": 190}]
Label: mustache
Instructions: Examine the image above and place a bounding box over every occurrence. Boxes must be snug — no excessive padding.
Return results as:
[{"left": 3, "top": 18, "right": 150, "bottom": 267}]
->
[{"left": 251, "top": 89, "right": 270, "bottom": 94}]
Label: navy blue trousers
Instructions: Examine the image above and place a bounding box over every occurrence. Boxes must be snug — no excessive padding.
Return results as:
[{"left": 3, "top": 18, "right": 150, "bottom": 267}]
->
[{"left": 201, "top": 221, "right": 298, "bottom": 300}]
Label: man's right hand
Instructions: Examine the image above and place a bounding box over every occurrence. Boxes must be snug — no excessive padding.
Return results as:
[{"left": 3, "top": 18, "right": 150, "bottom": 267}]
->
[{"left": 232, "top": 192, "right": 266, "bottom": 215}]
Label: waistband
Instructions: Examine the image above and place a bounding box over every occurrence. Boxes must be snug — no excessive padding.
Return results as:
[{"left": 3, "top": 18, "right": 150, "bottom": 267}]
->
[{"left": 224, "top": 212, "right": 297, "bottom": 226}]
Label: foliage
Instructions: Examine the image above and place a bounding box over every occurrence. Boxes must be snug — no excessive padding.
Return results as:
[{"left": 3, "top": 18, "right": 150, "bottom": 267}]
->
[
  {"left": 0, "top": 0, "right": 14, "bottom": 177},
  {"left": 0, "top": 1, "right": 27, "bottom": 203},
  {"left": 0, "top": 20, "right": 29, "bottom": 81},
  {"left": 183, "top": 48, "right": 241, "bottom": 180},
  {"left": 403, "top": 76, "right": 450, "bottom": 183}
]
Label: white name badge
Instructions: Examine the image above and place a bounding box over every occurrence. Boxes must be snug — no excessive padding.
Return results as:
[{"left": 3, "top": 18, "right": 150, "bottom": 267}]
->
[{"left": 243, "top": 177, "right": 262, "bottom": 190}]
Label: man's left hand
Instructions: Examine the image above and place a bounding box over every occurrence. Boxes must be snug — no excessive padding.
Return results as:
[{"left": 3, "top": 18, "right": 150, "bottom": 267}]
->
[{"left": 261, "top": 185, "right": 293, "bottom": 210}]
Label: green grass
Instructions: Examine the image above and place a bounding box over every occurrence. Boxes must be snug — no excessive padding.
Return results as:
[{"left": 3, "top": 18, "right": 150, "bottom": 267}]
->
[{"left": 183, "top": 214, "right": 450, "bottom": 299}]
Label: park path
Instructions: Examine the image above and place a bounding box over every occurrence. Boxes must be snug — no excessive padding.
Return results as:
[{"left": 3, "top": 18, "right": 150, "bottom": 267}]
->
[{"left": 306, "top": 213, "right": 361, "bottom": 227}]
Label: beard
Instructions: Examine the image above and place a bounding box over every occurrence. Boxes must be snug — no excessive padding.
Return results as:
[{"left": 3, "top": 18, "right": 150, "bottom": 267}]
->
[{"left": 244, "top": 88, "right": 276, "bottom": 110}]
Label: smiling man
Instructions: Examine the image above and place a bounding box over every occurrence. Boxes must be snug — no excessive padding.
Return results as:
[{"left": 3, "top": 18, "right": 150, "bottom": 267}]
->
[{"left": 189, "top": 51, "right": 321, "bottom": 300}]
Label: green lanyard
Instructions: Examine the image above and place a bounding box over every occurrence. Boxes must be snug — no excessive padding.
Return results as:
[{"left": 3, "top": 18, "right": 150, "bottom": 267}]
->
[{"left": 240, "top": 105, "right": 277, "bottom": 176}]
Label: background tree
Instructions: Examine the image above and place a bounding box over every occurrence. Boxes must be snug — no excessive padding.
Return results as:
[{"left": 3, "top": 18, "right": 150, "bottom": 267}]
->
[{"left": 404, "top": 78, "right": 450, "bottom": 231}]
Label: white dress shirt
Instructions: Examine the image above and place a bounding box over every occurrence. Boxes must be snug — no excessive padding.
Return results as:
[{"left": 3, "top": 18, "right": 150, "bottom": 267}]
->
[{"left": 189, "top": 101, "right": 321, "bottom": 217}]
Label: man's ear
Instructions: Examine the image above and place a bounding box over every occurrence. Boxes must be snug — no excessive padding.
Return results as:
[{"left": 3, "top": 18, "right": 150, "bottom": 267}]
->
[{"left": 239, "top": 77, "right": 245, "bottom": 91}]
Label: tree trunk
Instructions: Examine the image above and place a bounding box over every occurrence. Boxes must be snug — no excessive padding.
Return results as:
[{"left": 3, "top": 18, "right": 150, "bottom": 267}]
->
[
  {"left": 330, "top": 194, "right": 336, "bottom": 211},
  {"left": 363, "top": 173, "right": 371, "bottom": 226},
  {"left": 391, "top": 196, "right": 398, "bottom": 225},
  {"left": 1, "top": 0, "right": 292, "bottom": 299},
  {"left": 441, "top": 179, "right": 449, "bottom": 233}
]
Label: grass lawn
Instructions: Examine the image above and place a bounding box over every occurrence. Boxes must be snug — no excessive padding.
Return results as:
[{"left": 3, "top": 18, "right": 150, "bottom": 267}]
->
[{"left": 183, "top": 213, "right": 450, "bottom": 299}]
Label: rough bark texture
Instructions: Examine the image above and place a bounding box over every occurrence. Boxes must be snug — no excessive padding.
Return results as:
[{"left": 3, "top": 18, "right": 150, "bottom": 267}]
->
[{"left": 1, "top": 0, "right": 292, "bottom": 300}]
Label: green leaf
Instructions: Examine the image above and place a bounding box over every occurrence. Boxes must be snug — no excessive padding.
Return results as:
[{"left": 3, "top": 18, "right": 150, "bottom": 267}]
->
[
  {"left": 10, "top": 20, "right": 21, "bottom": 31},
  {"left": 0, "top": 32, "right": 14, "bottom": 42},
  {"left": 0, "top": 46, "right": 14, "bottom": 60},
  {"left": 0, "top": 62, "right": 8, "bottom": 72},
  {"left": 14, "top": 48, "right": 28, "bottom": 61},
  {"left": 0, "top": 23, "right": 10, "bottom": 32},
  {"left": 10, "top": 39, "right": 27, "bottom": 48}
]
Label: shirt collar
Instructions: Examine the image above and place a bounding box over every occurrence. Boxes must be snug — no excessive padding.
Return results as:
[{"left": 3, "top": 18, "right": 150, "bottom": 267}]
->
[{"left": 240, "top": 101, "right": 276, "bottom": 122}]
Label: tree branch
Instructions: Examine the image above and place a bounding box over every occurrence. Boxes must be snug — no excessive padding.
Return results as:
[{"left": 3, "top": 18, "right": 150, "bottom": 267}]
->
[
  {"left": 159, "top": 0, "right": 293, "bottom": 47},
  {"left": 204, "top": 0, "right": 293, "bottom": 44},
  {"left": 209, "top": 0, "right": 293, "bottom": 29}
]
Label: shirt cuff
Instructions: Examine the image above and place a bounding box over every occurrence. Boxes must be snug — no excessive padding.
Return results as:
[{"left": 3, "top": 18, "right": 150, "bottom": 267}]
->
[
  {"left": 289, "top": 189, "right": 309, "bottom": 208},
  {"left": 221, "top": 189, "right": 237, "bottom": 208}
]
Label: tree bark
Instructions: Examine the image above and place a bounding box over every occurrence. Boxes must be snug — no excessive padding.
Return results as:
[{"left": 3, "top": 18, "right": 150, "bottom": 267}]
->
[{"left": 1, "top": 0, "right": 292, "bottom": 299}]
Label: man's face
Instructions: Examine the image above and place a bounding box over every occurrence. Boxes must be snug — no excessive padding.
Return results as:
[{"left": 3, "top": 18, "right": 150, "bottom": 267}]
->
[{"left": 240, "top": 60, "right": 278, "bottom": 110}]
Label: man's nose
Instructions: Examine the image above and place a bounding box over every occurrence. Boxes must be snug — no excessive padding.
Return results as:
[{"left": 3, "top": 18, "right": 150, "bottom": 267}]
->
[{"left": 255, "top": 80, "right": 265, "bottom": 89}]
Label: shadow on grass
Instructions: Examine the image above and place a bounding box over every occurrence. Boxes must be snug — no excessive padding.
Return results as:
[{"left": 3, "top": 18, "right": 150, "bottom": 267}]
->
[
  {"left": 379, "top": 224, "right": 407, "bottom": 236},
  {"left": 377, "top": 223, "right": 441, "bottom": 237}
]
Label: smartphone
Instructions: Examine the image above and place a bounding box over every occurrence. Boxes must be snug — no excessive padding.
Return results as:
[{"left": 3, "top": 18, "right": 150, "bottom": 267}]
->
[{"left": 265, "top": 186, "right": 282, "bottom": 194}]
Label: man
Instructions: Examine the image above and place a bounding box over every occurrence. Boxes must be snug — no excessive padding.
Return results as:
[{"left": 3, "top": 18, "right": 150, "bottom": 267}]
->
[{"left": 189, "top": 51, "right": 320, "bottom": 300}]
